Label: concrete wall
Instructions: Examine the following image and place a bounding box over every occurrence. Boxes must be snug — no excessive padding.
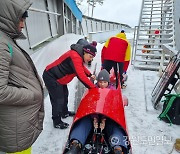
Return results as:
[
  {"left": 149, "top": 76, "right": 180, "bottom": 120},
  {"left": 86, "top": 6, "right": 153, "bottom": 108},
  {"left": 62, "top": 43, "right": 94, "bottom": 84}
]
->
[{"left": 89, "top": 30, "right": 120, "bottom": 43}]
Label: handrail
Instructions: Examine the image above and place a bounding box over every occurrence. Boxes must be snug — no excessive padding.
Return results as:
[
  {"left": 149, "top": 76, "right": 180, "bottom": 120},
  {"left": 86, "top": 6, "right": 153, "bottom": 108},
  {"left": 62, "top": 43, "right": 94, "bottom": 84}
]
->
[
  {"left": 131, "top": 26, "right": 138, "bottom": 65},
  {"left": 159, "top": 44, "right": 178, "bottom": 74},
  {"left": 162, "top": 44, "right": 178, "bottom": 56},
  {"left": 29, "top": 7, "right": 61, "bottom": 16}
]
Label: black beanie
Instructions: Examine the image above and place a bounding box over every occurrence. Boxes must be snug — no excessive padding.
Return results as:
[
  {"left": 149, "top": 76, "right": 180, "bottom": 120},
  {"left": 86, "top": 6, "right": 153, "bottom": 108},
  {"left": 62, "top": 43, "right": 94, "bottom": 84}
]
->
[
  {"left": 76, "top": 39, "right": 89, "bottom": 46},
  {"left": 22, "top": 11, "right": 28, "bottom": 18},
  {"left": 83, "top": 44, "right": 97, "bottom": 57},
  {"left": 97, "top": 69, "right": 110, "bottom": 82}
]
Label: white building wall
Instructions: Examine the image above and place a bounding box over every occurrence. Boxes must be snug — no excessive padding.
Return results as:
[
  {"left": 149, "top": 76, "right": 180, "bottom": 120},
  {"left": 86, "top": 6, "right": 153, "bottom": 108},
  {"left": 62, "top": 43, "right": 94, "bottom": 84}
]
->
[
  {"left": 87, "top": 19, "right": 92, "bottom": 33},
  {"left": 81, "top": 18, "right": 88, "bottom": 36},
  {"left": 47, "top": 0, "right": 58, "bottom": 37},
  {"left": 26, "top": 0, "right": 51, "bottom": 48},
  {"left": 92, "top": 21, "right": 96, "bottom": 32},
  {"left": 96, "top": 22, "right": 102, "bottom": 32},
  {"left": 102, "top": 22, "right": 106, "bottom": 31},
  {"left": 17, "top": 0, "right": 131, "bottom": 54}
]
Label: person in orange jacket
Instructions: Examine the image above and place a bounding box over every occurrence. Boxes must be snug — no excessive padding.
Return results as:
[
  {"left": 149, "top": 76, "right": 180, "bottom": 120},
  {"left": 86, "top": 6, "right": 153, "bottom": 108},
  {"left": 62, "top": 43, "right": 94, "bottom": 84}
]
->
[{"left": 101, "top": 30, "right": 131, "bottom": 87}]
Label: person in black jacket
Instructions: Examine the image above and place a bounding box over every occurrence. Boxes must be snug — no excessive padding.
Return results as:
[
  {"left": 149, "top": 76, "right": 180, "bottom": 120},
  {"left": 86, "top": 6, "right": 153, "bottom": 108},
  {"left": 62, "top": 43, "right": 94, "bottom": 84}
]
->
[{"left": 43, "top": 44, "right": 97, "bottom": 129}]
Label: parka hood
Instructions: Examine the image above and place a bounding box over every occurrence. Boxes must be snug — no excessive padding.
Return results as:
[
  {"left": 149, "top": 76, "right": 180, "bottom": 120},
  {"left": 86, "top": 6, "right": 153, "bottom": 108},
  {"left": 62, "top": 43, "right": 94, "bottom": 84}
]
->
[
  {"left": 104, "top": 32, "right": 128, "bottom": 48},
  {"left": 0, "top": 0, "right": 32, "bottom": 39},
  {"left": 70, "top": 43, "right": 84, "bottom": 58},
  {"left": 116, "top": 32, "right": 127, "bottom": 40}
]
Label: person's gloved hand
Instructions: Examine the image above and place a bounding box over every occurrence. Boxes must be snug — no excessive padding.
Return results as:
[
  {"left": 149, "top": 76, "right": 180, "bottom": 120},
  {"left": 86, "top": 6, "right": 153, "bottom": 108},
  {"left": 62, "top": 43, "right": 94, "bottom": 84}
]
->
[{"left": 90, "top": 74, "right": 96, "bottom": 81}]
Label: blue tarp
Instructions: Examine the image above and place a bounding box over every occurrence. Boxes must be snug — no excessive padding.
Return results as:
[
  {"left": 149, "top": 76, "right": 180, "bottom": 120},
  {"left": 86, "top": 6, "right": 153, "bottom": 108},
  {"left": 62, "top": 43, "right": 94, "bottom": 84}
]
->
[{"left": 64, "top": 0, "right": 82, "bottom": 22}]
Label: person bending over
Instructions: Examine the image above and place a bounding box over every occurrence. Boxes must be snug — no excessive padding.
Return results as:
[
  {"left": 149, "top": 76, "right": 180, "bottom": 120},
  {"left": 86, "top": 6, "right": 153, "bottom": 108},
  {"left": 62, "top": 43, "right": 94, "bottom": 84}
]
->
[{"left": 43, "top": 44, "right": 97, "bottom": 129}]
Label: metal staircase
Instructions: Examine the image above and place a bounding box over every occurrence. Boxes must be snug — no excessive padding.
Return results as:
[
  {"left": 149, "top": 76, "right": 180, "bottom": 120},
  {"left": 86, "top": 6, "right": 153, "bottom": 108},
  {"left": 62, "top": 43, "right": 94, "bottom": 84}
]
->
[{"left": 133, "top": 0, "right": 175, "bottom": 71}]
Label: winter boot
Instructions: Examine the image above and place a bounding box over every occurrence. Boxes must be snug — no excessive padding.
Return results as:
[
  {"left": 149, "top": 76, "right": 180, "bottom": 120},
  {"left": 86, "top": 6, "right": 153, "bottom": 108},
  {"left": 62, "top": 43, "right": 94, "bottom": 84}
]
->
[
  {"left": 66, "top": 140, "right": 81, "bottom": 154},
  {"left": 62, "top": 111, "right": 75, "bottom": 119},
  {"left": 113, "top": 146, "right": 123, "bottom": 154},
  {"left": 52, "top": 116, "right": 69, "bottom": 129}
]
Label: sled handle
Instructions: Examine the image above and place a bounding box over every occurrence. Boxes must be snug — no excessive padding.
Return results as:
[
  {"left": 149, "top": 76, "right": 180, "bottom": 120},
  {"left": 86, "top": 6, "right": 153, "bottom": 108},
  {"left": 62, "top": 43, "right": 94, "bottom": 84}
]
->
[{"left": 90, "top": 62, "right": 97, "bottom": 83}]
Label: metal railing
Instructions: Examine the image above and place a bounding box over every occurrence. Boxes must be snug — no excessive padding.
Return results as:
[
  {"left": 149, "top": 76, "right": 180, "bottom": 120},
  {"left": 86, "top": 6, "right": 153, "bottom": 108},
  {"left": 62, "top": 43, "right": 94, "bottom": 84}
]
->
[
  {"left": 29, "top": 7, "right": 61, "bottom": 16},
  {"left": 159, "top": 44, "right": 179, "bottom": 74}
]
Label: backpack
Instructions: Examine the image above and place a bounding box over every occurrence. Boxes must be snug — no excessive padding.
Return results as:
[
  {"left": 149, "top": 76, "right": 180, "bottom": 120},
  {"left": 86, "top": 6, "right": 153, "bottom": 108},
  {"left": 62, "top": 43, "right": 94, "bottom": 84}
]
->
[{"left": 158, "top": 93, "right": 180, "bottom": 125}]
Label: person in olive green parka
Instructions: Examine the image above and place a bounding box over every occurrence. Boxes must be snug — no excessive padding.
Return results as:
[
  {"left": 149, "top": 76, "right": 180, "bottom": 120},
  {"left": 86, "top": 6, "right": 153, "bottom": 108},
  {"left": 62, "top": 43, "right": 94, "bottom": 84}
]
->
[{"left": 0, "top": 0, "right": 44, "bottom": 153}]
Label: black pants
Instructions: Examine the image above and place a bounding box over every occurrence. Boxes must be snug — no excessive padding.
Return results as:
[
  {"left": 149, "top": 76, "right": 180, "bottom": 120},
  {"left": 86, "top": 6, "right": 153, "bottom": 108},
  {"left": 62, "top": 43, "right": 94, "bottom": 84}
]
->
[
  {"left": 103, "top": 60, "right": 124, "bottom": 87},
  {"left": 42, "top": 71, "right": 69, "bottom": 118}
]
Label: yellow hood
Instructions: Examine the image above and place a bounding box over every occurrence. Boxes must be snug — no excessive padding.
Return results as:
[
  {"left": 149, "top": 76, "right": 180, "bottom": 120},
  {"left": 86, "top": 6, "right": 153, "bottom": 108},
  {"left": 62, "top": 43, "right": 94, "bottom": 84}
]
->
[{"left": 116, "top": 32, "right": 127, "bottom": 40}]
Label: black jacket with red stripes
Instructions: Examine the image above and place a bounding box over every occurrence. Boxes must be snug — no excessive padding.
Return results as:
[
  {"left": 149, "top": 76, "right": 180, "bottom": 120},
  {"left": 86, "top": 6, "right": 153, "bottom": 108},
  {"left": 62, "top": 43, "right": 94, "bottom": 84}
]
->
[{"left": 45, "top": 44, "right": 96, "bottom": 89}]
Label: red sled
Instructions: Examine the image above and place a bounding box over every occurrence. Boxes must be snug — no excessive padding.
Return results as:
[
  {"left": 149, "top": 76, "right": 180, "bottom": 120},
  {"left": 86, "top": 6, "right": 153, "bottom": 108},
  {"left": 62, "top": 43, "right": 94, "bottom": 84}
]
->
[{"left": 63, "top": 84, "right": 132, "bottom": 154}]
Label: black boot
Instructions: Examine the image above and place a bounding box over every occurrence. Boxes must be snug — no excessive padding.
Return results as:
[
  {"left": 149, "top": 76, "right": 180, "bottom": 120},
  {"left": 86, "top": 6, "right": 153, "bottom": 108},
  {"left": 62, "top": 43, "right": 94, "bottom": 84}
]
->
[
  {"left": 66, "top": 140, "right": 81, "bottom": 154},
  {"left": 62, "top": 111, "right": 75, "bottom": 119},
  {"left": 113, "top": 146, "right": 123, "bottom": 154},
  {"left": 52, "top": 116, "right": 69, "bottom": 129}
]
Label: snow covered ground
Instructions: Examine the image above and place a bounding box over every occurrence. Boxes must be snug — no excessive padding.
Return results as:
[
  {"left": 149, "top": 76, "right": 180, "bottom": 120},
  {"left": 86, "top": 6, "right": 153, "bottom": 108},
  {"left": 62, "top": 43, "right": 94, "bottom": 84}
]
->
[{"left": 30, "top": 33, "right": 180, "bottom": 154}]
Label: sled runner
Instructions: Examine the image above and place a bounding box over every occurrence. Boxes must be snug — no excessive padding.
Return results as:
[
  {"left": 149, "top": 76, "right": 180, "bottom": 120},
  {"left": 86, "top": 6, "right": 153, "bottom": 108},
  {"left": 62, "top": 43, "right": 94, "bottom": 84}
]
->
[{"left": 151, "top": 52, "right": 180, "bottom": 109}]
